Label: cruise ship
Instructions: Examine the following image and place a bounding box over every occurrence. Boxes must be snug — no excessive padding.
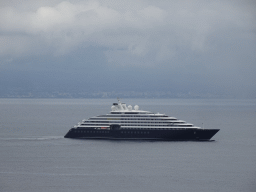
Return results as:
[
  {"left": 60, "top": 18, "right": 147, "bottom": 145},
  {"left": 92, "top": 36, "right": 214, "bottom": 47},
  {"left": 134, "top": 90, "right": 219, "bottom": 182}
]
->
[{"left": 64, "top": 100, "right": 219, "bottom": 141}]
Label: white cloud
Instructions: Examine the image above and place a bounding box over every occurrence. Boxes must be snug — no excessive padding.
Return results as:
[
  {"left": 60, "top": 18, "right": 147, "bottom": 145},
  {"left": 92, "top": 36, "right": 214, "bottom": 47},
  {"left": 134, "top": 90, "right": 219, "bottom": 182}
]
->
[{"left": 0, "top": 0, "right": 255, "bottom": 65}]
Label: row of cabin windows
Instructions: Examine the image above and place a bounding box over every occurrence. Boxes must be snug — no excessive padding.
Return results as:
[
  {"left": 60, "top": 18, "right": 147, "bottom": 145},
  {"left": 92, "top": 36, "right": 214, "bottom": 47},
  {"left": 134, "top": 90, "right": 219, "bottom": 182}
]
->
[
  {"left": 85, "top": 121, "right": 180, "bottom": 124},
  {"left": 108, "top": 114, "right": 168, "bottom": 116},
  {"left": 121, "top": 131, "right": 150, "bottom": 134},
  {"left": 102, "top": 115, "right": 153, "bottom": 117},
  {"left": 109, "top": 113, "right": 158, "bottom": 116},
  {"left": 75, "top": 130, "right": 109, "bottom": 133},
  {"left": 87, "top": 120, "right": 178, "bottom": 122},
  {"left": 83, "top": 123, "right": 177, "bottom": 125},
  {"left": 80, "top": 124, "right": 191, "bottom": 127},
  {"left": 91, "top": 118, "right": 173, "bottom": 120},
  {"left": 74, "top": 130, "right": 150, "bottom": 134},
  {"left": 74, "top": 129, "right": 184, "bottom": 134},
  {"left": 75, "top": 128, "right": 185, "bottom": 131},
  {"left": 121, "top": 128, "right": 185, "bottom": 130}
]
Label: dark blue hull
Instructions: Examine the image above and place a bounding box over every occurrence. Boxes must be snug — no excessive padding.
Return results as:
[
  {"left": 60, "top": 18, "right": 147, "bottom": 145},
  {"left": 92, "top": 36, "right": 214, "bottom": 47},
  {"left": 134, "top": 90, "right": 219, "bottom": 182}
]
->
[{"left": 64, "top": 128, "right": 219, "bottom": 141}]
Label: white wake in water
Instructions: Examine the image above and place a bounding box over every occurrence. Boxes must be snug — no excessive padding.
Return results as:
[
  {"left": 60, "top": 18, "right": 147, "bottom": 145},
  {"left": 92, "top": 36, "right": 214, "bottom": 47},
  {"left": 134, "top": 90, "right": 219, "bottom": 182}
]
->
[{"left": 0, "top": 136, "right": 64, "bottom": 141}]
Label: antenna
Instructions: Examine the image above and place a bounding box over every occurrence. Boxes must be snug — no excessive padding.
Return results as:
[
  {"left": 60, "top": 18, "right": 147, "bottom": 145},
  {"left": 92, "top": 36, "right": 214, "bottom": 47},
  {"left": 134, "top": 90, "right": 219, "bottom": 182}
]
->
[{"left": 117, "top": 97, "right": 124, "bottom": 110}]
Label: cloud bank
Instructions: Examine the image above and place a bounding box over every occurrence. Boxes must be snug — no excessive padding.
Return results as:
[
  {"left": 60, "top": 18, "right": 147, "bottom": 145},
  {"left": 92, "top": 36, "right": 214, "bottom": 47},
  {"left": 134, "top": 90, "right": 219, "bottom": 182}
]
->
[
  {"left": 0, "top": 0, "right": 256, "bottom": 98},
  {"left": 1, "top": 0, "right": 255, "bottom": 66}
]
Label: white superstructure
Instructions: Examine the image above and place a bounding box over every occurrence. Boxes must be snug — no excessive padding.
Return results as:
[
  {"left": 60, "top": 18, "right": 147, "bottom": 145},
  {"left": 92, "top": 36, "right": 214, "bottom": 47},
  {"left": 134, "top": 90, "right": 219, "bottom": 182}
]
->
[{"left": 74, "top": 99, "right": 200, "bottom": 130}]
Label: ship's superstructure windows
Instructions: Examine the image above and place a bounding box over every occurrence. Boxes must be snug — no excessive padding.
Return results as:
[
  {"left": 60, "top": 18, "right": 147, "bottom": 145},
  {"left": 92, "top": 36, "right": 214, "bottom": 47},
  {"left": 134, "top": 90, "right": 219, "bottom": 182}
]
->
[{"left": 72, "top": 100, "right": 200, "bottom": 131}]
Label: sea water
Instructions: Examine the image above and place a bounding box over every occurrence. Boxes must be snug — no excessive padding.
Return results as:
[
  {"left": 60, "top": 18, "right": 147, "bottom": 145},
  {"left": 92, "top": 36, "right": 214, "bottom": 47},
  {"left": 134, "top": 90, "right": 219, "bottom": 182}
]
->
[{"left": 0, "top": 98, "right": 255, "bottom": 192}]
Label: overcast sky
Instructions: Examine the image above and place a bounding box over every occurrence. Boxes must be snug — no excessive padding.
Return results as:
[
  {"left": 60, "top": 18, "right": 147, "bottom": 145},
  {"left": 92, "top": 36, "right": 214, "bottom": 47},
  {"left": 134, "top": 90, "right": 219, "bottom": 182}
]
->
[{"left": 0, "top": 0, "right": 256, "bottom": 98}]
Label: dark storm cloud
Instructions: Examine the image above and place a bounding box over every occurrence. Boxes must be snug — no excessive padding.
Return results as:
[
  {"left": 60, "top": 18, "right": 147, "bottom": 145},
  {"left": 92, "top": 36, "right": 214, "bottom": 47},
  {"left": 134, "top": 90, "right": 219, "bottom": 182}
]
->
[
  {"left": 0, "top": 0, "right": 255, "bottom": 98},
  {"left": 0, "top": 0, "right": 254, "bottom": 61}
]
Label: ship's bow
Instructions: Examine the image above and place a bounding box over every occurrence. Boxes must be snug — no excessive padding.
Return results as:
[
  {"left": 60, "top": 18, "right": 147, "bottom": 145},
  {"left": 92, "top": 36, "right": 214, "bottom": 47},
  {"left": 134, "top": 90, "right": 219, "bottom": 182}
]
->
[{"left": 196, "top": 129, "right": 220, "bottom": 141}]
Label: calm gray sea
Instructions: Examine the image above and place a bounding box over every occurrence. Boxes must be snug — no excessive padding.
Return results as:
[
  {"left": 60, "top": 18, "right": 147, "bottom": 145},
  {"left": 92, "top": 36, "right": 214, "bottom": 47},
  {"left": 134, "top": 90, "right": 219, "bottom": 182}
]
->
[{"left": 0, "top": 98, "right": 255, "bottom": 192}]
